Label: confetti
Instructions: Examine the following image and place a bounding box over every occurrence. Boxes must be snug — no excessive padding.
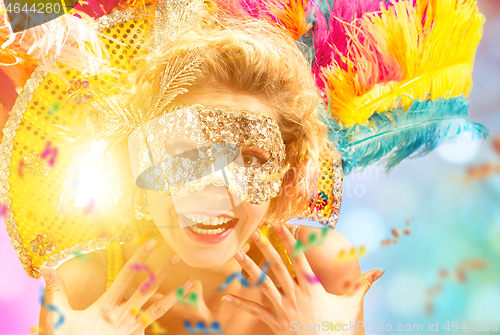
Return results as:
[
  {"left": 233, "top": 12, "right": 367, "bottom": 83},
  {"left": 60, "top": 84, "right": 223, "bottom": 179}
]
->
[
  {"left": 41, "top": 142, "right": 58, "bottom": 167},
  {"left": 72, "top": 250, "right": 90, "bottom": 261},
  {"left": 176, "top": 287, "right": 198, "bottom": 308},
  {"left": 293, "top": 227, "right": 329, "bottom": 256},
  {"left": 130, "top": 264, "right": 156, "bottom": 292},
  {"left": 467, "top": 137, "right": 500, "bottom": 179},
  {"left": 335, "top": 245, "right": 366, "bottom": 264},
  {"left": 40, "top": 288, "right": 65, "bottom": 330},
  {"left": 493, "top": 137, "right": 500, "bottom": 156},
  {"left": 425, "top": 259, "right": 487, "bottom": 315},
  {"left": 0, "top": 203, "right": 8, "bottom": 218},
  {"left": 49, "top": 101, "right": 61, "bottom": 117},
  {"left": 217, "top": 262, "right": 269, "bottom": 291},
  {"left": 18, "top": 160, "right": 24, "bottom": 178},
  {"left": 184, "top": 320, "right": 223, "bottom": 334},
  {"left": 305, "top": 274, "right": 321, "bottom": 284},
  {"left": 381, "top": 218, "right": 413, "bottom": 246},
  {"left": 128, "top": 304, "right": 166, "bottom": 334},
  {"left": 29, "top": 326, "right": 44, "bottom": 334}
]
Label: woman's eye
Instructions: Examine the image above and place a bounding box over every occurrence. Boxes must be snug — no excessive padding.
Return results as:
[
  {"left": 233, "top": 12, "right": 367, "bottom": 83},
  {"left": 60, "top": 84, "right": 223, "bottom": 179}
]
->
[
  {"left": 174, "top": 147, "right": 200, "bottom": 160},
  {"left": 241, "top": 153, "right": 266, "bottom": 167}
]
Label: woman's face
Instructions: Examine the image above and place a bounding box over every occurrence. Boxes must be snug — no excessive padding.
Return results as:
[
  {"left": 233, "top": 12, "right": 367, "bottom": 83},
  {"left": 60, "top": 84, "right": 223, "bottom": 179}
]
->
[{"left": 146, "top": 91, "right": 277, "bottom": 268}]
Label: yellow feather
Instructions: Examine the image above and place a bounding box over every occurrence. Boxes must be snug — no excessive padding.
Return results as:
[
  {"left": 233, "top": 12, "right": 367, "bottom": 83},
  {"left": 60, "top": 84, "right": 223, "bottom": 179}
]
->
[{"left": 327, "top": 0, "right": 484, "bottom": 127}]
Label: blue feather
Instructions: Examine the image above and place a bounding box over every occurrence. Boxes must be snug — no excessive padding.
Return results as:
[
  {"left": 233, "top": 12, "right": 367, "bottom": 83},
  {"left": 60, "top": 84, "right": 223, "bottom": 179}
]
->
[{"left": 318, "top": 96, "right": 489, "bottom": 176}]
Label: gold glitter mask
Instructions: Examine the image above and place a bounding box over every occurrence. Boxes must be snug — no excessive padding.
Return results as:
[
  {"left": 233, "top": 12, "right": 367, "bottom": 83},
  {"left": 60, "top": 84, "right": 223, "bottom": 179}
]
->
[{"left": 128, "top": 104, "right": 288, "bottom": 204}]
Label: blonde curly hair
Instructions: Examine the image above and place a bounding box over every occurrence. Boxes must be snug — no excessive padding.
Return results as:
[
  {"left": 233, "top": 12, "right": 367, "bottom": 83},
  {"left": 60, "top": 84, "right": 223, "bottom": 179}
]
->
[{"left": 61, "top": 7, "right": 333, "bottom": 229}]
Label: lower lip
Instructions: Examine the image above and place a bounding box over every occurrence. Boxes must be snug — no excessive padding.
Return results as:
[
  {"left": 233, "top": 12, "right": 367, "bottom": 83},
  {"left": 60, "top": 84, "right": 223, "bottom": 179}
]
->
[{"left": 182, "top": 218, "right": 238, "bottom": 244}]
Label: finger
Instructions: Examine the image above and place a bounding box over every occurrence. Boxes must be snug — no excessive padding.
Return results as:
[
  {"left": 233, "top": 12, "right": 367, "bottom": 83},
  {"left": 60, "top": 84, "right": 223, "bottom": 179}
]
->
[
  {"left": 273, "top": 225, "right": 315, "bottom": 288},
  {"left": 40, "top": 266, "right": 71, "bottom": 332},
  {"left": 250, "top": 229, "right": 296, "bottom": 299},
  {"left": 233, "top": 250, "right": 284, "bottom": 310},
  {"left": 40, "top": 266, "right": 71, "bottom": 313},
  {"left": 104, "top": 239, "right": 157, "bottom": 306},
  {"left": 142, "top": 278, "right": 195, "bottom": 322},
  {"left": 347, "top": 269, "right": 384, "bottom": 302},
  {"left": 126, "top": 254, "right": 182, "bottom": 309},
  {"left": 221, "top": 295, "right": 277, "bottom": 328}
]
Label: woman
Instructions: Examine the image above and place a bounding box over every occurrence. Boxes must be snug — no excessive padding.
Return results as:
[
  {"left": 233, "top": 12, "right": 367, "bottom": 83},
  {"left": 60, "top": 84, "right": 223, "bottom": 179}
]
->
[
  {"left": 0, "top": 0, "right": 484, "bottom": 333},
  {"left": 37, "top": 7, "right": 380, "bottom": 334}
]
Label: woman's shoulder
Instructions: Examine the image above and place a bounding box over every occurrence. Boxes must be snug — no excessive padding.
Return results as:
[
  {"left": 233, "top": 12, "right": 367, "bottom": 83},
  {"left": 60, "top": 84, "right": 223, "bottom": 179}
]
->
[
  {"left": 55, "top": 249, "right": 108, "bottom": 310},
  {"left": 297, "top": 225, "right": 361, "bottom": 295}
]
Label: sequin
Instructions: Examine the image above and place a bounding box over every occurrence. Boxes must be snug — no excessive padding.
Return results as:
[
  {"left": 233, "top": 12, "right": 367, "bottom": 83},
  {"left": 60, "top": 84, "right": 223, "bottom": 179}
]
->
[
  {"left": 129, "top": 104, "right": 288, "bottom": 204},
  {"left": 24, "top": 152, "right": 50, "bottom": 175},
  {"left": 301, "top": 157, "right": 342, "bottom": 229},
  {"left": 1, "top": 10, "right": 148, "bottom": 279},
  {"left": 67, "top": 79, "right": 94, "bottom": 103},
  {"left": 30, "top": 233, "right": 55, "bottom": 256}
]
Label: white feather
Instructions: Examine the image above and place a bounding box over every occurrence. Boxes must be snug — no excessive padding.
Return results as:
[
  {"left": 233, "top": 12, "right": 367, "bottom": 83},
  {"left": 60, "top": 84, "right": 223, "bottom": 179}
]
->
[{"left": 4, "top": 13, "right": 116, "bottom": 77}]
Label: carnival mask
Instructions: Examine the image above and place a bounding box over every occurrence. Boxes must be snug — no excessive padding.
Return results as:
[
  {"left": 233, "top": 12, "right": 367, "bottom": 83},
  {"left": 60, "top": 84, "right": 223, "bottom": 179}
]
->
[{"left": 128, "top": 104, "right": 288, "bottom": 205}]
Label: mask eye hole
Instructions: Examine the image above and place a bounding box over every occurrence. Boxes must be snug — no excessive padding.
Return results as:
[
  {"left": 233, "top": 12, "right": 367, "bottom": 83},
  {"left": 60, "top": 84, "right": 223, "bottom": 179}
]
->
[
  {"left": 235, "top": 146, "right": 271, "bottom": 167},
  {"left": 163, "top": 137, "right": 200, "bottom": 159}
]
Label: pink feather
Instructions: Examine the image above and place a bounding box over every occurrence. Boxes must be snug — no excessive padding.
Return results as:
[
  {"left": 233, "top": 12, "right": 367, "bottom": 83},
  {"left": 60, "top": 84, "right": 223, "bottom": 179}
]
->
[
  {"left": 312, "top": 0, "right": 403, "bottom": 92},
  {"left": 74, "top": 0, "right": 124, "bottom": 19},
  {"left": 312, "top": 0, "right": 380, "bottom": 69}
]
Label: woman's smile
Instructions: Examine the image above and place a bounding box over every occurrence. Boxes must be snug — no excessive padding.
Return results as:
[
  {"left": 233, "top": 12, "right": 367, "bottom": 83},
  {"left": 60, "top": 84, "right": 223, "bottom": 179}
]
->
[
  {"left": 182, "top": 213, "right": 240, "bottom": 244},
  {"left": 180, "top": 211, "right": 239, "bottom": 244}
]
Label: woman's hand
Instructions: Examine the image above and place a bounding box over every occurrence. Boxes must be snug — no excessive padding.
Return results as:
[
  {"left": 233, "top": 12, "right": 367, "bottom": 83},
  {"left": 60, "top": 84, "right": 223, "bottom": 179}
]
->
[
  {"left": 221, "top": 226, "right": 384, "bottom": 335},
  {"left": 40, "top": 239, "right": 194, "bottom": 335}
]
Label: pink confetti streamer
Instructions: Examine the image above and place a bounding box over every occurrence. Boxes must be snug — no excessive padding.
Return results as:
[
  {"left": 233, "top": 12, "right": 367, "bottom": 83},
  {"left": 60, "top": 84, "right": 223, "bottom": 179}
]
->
[
  {"left": 130, "top": 263, "right": 155, "bottom": 292},
  {"left": 0, "top": 203, "right": 8, "bottom": 218},
  {"left": 41, "top": 142, "right": 58, "bottom": 167},
  {"left": 305, "top": 274, "right": 321, "bottom": 284}
]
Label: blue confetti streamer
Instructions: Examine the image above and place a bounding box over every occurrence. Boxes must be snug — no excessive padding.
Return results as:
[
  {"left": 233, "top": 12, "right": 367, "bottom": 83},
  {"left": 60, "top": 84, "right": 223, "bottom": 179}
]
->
[
  {"left": 40, "top": 287, "right": 65, "bottom": 329},
  {"left": 217, "top": 262, "right": 269, "bottom": 291},
  {"left": 184, "top": 320, "right": 223, "bottom": 334}
]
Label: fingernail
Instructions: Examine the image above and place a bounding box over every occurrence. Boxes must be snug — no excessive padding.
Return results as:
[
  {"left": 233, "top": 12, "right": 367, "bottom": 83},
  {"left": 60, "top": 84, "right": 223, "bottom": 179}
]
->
[
  {"left": 146, "top": 239, "right": 157, "bottom": 251},
  {"left": 221, "top": 296, "right": 233, "bottom": 304},
  {"left": 235, "top": 250, "right": 244, "bottom": 262},
  {"left": 274, "top": 225, "right": 282, "bottom": 233},
  {"left": 372, "top": 270, "right": 385, "bottom": 282},
  {"left": 40, "top": 266, "right": 52, "bottom": 283},
  {"left": 170, "top": 254, "right": 181, "bottom": 265},
  {"left": 251, "top": 230, "right": 260, "bottom": 241},
  {"left": 184, "top": 278, "right": 195, "bottom": 288}
]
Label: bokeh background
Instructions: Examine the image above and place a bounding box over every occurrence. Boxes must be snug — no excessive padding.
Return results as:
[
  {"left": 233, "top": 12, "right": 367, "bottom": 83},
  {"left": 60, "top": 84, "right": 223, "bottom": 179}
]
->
[{"left": 1, "top": 0, "right": 500, "bottom": 334}]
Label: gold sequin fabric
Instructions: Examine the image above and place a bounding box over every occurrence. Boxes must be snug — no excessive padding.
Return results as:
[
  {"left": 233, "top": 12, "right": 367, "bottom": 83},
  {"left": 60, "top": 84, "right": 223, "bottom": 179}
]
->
[
  {"left": 0, "top": 10, "right": 151, "bottom": 278},
  {"left": 1, "top": 6, "right": 343, "bottom": 280},
  {"left": 301, "top": 157, "right": 342, "bottom": 229},
  {"left": 129, "top": 104, "right": 288, "bottom": 204}
]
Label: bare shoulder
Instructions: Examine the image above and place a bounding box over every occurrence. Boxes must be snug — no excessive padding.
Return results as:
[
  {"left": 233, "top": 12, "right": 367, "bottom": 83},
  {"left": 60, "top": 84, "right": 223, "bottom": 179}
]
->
[
  {"left": 55, "top": 250, "right": 108, "bottom": 310},
  {"left": 297, "top": 226, "right": 361, "bottom": 295}
]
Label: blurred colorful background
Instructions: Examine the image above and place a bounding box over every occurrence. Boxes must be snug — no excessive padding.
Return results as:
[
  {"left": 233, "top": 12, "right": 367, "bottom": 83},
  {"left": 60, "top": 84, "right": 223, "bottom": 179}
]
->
[{"left": 1, "top": 0, "right": 500, "bottom": 334}]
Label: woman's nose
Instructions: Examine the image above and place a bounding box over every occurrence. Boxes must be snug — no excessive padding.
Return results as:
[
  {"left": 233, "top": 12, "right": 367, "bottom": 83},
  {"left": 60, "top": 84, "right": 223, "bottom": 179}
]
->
[{"left": 171, "top": 183, "right": 243, "bottom": 216}]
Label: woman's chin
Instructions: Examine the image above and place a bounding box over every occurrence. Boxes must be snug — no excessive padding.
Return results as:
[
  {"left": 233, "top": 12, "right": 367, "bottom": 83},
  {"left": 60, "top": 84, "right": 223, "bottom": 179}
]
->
[{"left": 180, "top": 253, "right": 234, "bottom": 268}]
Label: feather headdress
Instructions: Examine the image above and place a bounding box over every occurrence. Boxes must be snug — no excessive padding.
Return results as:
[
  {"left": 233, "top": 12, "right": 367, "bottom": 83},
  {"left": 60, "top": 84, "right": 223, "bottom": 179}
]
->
[{"left": 213, "top": 0, "right": 487, "bottom": 175}]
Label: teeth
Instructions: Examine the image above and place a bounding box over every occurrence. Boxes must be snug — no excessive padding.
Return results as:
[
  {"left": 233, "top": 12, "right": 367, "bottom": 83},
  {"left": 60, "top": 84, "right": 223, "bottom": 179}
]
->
[
  {"left": 188, "top": 225, "right": 228, "bottom": 235},
  {"left": 184, "top": 213, "right": 232, "bottom": 225}
]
